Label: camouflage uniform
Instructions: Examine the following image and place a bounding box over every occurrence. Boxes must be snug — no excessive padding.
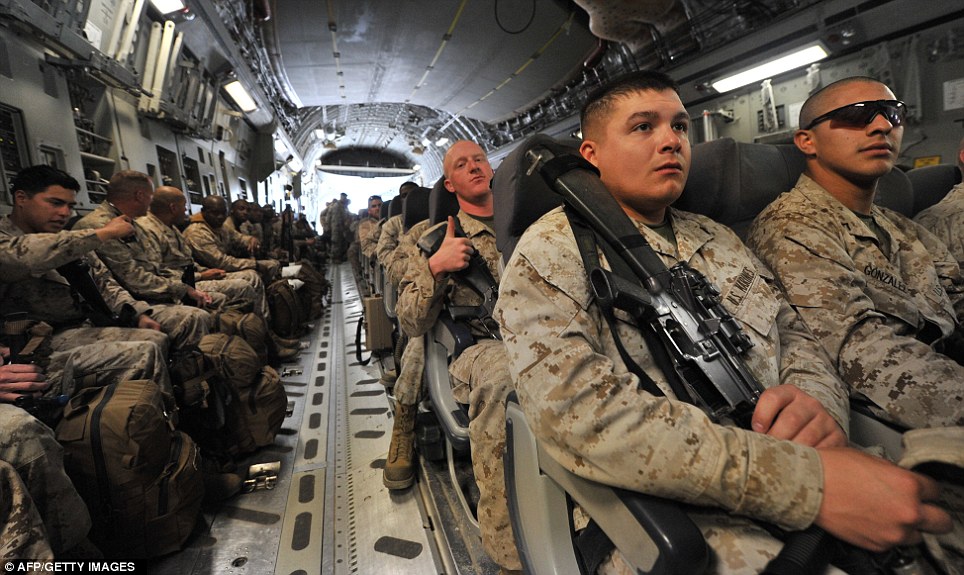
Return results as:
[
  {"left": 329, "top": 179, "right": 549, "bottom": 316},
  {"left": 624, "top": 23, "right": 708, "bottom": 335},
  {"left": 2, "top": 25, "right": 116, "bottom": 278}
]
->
[
  {"left": 0, "top": 458, "right": 54, "bottom": 561},
  {"left": 0, "top": 228, "right": 102, "bottom": 282},
  {"left": 138, "top": 212, "right": 266, "bottom": 316},
  {"left": 397, "top": 210, "right": 519, "bottom": 570},
  {"left": 73, "top": 203, "right": 212, "bottom": 350},
  {"left": 496, "top": 206, "right": 852, "bottom": 574},
  {"left": 0, "top": 216, "right": 171, "bottom": 393},
  {"left": 375, "top": 215, "right": 406, "bottom": 286},
  {"left": 183, "top": 216, "right": 280, "bottom": 280},
  {"left": 915, "top": 182, "right": 964, "bottom": 268},
  {"left": 325, "top": 201, "right": 349, "bottom": 262},
  {"left": 747, "top": 174, "right": 964, "bottom": 429},
  {"left": 0, "top": 405, "right": 86, "bottom": 558},
  {"left": 358, "top": 217, "right": 378, "bottom": 260},
  {"left": 379, "top": 216, "right": 428, "bottom": 405}
]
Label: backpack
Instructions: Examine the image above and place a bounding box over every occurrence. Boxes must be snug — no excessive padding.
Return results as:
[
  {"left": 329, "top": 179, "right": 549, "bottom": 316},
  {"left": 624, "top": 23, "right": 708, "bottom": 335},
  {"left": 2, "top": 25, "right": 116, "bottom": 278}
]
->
[
  {"left": 267, "top": 279, "right": 305, "bottom": 338},
  {"left": 296, "top": 260, "right": 328, "bottom": 320},
  {"left": 56, "top": 379, "right": 203, "bottom": 559},
  {"left": 213, "top": 308, "right": 270, "bottom": 364},
  {"left": 199, "top": 333, "right": 287, "bottom": 451}
]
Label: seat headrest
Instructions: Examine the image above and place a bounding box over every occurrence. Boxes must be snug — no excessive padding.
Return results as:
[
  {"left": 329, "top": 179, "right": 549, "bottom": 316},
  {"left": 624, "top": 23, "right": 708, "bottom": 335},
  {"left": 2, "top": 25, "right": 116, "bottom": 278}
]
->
[
  {"left": 389, "top": 195, "right": 403, "bottom": 218},
  {"left": 380, "top": 199, "right": 391, "bottom": 221},
  {"left": 907, "top": 164, "right": 962, "bottom": 215},
  {"left": 676, "top": 138, "right": 806, "bottom": 238},
  {"left": 429, "top": 176, "right": 460, "bottom": 225},
  {"left": 873, "top": 168, "right": 914, "bottom": 217},
  {"left": 402, "top": 186, "right": 431, "bottom": 231},
  {"left": 492, "top": 134, "right": 576, "bottom": 264}
]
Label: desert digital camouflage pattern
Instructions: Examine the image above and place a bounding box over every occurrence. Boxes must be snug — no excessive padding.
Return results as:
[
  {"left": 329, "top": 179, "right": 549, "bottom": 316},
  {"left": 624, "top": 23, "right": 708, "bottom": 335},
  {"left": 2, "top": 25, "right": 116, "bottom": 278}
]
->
[
  {"left": 915, "top": 182, "right": 964, "bottom": 268},
  {"left": 748, "top": 174, "right": 964, "bottom": 429},
  {"left": 496, "top": 206, "right": 853, "bottom": 574},
  {"left": 396, "top": 210, "right": 519, "bottom": 570}
]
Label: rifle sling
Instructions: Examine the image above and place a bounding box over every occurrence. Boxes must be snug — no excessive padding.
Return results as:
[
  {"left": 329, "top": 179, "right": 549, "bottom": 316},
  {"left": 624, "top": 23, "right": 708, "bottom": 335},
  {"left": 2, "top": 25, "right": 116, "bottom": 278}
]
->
[{"left": 565, "top": 208, "right": 695, "bottom": 402}]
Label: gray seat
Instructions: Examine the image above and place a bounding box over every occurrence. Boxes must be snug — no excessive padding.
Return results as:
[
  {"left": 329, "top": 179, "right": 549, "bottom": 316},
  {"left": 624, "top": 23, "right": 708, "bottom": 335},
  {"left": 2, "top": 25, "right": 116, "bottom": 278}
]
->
[
  {"left": 428, "top": 176, "right": 460, "bottom": 225},
  {"left": 907, "top": 164, "right": 962, "bottom": 216}
]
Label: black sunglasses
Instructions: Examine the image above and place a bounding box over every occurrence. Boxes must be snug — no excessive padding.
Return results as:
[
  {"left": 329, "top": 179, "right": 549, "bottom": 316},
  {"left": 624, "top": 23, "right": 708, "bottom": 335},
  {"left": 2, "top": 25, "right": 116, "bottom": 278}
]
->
[{"left": 804, "top": 100, "right": 907, "bottom": 130}]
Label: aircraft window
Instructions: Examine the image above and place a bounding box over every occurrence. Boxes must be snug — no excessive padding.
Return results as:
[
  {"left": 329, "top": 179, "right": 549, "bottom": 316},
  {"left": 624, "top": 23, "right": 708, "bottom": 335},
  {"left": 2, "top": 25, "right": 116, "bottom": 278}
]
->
[
  {"left": 0, "top": 103, "right": 29, "bottom": 203},
  {"left": 182, "top": 156, "right": 203, "bottom": 205}
]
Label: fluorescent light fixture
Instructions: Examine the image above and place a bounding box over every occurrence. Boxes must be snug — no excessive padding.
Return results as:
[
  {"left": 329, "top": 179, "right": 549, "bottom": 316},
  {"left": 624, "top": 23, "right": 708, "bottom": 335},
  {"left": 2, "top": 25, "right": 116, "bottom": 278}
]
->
[
  {"left": 223, "top": 80, "right": 258, "bottom": 113},
  {"left": 421, "top": 137, "right": 431, "bottom": 147},
  {"left": 412, "top": 164, "right": 421, "bottom": 172},
  {"left": 273, "top": 138, "right": 287, "bottom": 154},
  {"left": 711, "top": 44, "right": 828, "bottom": 93},
  {"left": 150, "top": 0, "right": 186, "bottom": 14},
  {"left": 435, "top": 137, "right": 449, "bottom": 147},
  {"left": 313, "top": 129, "right": 325, "bottom": 139}
]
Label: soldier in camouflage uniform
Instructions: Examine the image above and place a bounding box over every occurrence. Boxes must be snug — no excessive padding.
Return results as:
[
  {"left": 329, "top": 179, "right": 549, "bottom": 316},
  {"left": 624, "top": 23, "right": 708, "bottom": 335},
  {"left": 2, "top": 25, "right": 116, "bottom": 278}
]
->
[
  {"left": 394, "top": 140, "right": 520, "bottom": 572},
  {"left": 496, "top": 71, "right": 952, "bottom": 574},
  {"left": 0, "top": 166, "right": 173, "bottom": 394},
  {"left": 139, "top": 186, "right": 267, "bottom": 317},
  {"left": 225, "top": 199, "right": 248, "bottom": 234},
  {"left": 747, "top": 78, "right": 963, "bottom": 429},
  {"left": 325, "top": 193, "right": 350, "bottom": 262},
  {"left": 73, "top": 171, "right": 213, "bottom": 352},
  {"left": 913, "top": 137, "right": 964, "bottom": 268},
  {"left": 184, "top": 195, "right": 279, "bottom": 282}
]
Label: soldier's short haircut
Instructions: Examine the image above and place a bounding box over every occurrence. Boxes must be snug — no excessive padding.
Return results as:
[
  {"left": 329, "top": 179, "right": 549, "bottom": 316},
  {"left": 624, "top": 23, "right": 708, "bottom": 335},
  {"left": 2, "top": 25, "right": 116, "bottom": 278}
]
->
[
  {"left": 201, "top": 195, "right": 227, "bottom": 213},
  {"left": 798, "top": 76, "right": 887, "bottom": 130},
  {"left": 399, "top": 181, "right": 418, "bottom": 194},
  {"left": 107, "top": 170, "right": 153, "bottom": 200},
  {"left": 10, "top": 165, "right": 80, "bottom": 197},
  {"left": 580, "top": 70, "right": 680, "bottom": 141},
  {"left": 231, "top": 198, "right": 248, "bottom": 209},
  {"left": 150, "top": 187, "right": 186, "bottom": 213}
]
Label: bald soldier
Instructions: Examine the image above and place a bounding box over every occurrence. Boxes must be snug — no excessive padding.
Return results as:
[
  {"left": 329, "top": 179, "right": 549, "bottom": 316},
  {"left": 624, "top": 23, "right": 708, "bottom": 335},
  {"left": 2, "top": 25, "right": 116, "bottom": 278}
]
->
[
  {"left": 183, "top": 195, "right": 279, "bottom": 282},
  {"left": 394, "top": 140, "right": 520, "bottom": 572},
  {"left": 914, "top": 136, "right": 964, "bottom": 269},
  {"left": 139, "top": 186, "right": 267, "bottom": 317},
  {"left": 496, "top": 71, "right": 952, "bottom": 573},
  {"left": 747, "top": 77, "right": 964, "bottom": 428}
]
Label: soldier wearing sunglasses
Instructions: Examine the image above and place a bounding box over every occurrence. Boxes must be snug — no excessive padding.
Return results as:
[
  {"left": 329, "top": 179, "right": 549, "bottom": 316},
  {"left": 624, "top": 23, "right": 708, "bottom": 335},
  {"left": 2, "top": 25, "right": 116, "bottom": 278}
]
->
[{"left": 748, "top": 77, "right": 963, "bottom": 430}]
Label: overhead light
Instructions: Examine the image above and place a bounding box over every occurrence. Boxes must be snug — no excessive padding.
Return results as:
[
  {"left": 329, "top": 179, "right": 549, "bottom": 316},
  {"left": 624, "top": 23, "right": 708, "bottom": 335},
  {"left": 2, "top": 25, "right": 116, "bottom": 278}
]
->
[
  {"left": 313, "top": 129, "right": 325, "bottom": 139},
  {"left": 435, "top": 137, "right": 449, "bottom": 147},
  {"left": 421, "top": 137, "right": 431, "bottom": 147},
  {"left": 150, "top": 0, "right": 186, "bottom": 14},
  {"left": 412, "top": 164, "right": 421, "bottom": 172},
  {"left": 711, "top": 43, "right": 828, "bottom": 93},
  {"left": 223, "top": 80, "right": 258, "bottom": 113}
]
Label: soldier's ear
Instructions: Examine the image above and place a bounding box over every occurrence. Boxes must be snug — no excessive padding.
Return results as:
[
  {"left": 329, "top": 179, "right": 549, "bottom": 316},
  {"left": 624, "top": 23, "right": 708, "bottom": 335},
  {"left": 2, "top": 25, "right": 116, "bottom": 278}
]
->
[
  {"left": 13, "top": 190, "right": 27, "bottom": 206},
  {"left": 794, "top": 129, "right": 816, "bottom": 157}
]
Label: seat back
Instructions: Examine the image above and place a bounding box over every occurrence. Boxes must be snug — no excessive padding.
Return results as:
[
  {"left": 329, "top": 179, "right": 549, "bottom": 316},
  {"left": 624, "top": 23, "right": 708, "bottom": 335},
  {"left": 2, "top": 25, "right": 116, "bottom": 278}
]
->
[
  {"left": 907, "top": 164, "right": 962, "bottom": 216},
  {"left": 676, "top": 138, "right": 805, "bottom": 238},
  {"left": 429, "top": 176, "right": 460, "bottom": 225},
  {"left": 873, "top": 168, "right": 914, "bottom": 217},
  {"left": 402, "top": 186, "right": 431, "bottom": 231},
  {"left": 380, "top": 199, "right": 391, "bottom": 222},
  {"left": 492, "top": 134, "right": 574, "bottom": 265},
  {"left": 389, "top": 195, "right": 403, "bottom": 218}
]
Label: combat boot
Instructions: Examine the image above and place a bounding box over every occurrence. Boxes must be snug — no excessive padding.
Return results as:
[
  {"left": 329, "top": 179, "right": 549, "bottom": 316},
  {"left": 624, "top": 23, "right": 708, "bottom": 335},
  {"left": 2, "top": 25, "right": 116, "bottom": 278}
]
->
[{"left": 383, "top": 403, "right": 416, "bottom": 489}]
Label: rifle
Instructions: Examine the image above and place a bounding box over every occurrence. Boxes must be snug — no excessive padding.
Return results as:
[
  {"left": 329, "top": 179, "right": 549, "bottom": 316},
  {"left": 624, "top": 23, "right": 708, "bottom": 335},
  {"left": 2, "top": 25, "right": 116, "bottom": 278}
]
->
[
  {"left": 525, "top": 142, "right": 839, "bottom": 575},
  {"left": 57, "top": 259, "right": 137, "bottom": 328}
]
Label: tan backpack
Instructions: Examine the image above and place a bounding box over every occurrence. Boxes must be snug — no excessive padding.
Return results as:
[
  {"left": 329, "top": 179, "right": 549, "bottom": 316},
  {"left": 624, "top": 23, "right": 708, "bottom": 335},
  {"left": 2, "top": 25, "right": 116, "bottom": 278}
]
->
[
  {"left": 56, "top": 379, "right": 203, "bottom": 558},
  {"left": 199, "top": 333, "right": 287, "bottom": 451},
  {"left": 213, "top": 308, "right": 270, "bottom": 364},
  {"left": 267, "top": 279, "right": 305, "bottom": 338}
]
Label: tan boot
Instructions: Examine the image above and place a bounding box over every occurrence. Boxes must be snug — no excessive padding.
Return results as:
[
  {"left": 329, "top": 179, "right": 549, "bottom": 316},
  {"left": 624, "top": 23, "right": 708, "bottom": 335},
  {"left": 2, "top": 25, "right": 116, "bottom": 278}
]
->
[{"left": 383, "top": 403, "right": 416, "bottom": 490}]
